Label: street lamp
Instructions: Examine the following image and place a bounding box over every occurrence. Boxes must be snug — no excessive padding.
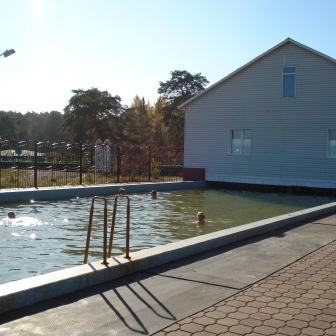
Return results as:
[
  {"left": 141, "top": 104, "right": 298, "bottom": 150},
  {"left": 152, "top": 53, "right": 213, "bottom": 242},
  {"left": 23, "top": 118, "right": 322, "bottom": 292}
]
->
[{"left": 0, "top": 49, "right": 15, "bottom": 58}]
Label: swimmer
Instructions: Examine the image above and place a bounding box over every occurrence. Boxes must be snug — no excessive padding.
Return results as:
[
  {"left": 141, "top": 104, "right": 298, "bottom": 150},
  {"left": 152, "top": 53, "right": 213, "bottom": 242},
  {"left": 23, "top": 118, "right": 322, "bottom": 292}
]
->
[
  {"left": 7, "top": 212, "right": 15, "bottom": 219},
  {"left": 150, "top": 190, "right": 157, "bottom": 199},
  {"left": 196, "top": 212, "right": 206, "bottom": 225},
  {"left": 118, "top": 188, "right": 126, "bottom": 195},
  {"left": 196, "top": 212, "right": 208, "bottom": 233}
]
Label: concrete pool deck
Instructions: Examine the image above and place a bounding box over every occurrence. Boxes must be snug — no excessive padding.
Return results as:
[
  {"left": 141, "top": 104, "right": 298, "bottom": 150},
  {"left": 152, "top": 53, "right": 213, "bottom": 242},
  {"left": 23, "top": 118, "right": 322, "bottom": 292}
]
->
[{"left": 0, "top": 210, "right": 336, "bottom": 335}]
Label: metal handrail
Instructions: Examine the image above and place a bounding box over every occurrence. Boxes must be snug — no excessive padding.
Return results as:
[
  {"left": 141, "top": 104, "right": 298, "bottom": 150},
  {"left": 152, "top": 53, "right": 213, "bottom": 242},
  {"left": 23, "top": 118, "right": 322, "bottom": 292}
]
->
[
  {"left": 108, "top": 195, "right": 131, "bottom": 259},
  {"left": 83, "top": 194, "right": 131, "bottom": 265},
  {"left": 83, "top": 196, "right": 109, "bottom": 265}
]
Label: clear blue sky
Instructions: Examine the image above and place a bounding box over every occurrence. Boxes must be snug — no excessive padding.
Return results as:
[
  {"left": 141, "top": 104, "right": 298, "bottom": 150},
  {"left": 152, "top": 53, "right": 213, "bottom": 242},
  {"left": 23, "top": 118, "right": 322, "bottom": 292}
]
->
[{"left": 1, "top": 0, "right": 336, "bottom": 113}]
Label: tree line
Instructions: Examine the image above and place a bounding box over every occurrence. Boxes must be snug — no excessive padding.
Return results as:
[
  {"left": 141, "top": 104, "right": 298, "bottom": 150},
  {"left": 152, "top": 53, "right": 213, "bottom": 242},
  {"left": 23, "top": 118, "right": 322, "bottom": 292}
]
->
[{"left": 0, "top": 70, "right": 208, "bottom": 147}]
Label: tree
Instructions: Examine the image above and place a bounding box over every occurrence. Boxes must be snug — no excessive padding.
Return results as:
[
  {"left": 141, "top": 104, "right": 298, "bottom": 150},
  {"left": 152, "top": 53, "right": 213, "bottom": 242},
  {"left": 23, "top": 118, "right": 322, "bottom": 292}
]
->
[
  {"left": 158, "top": 70, "right": 209, "bottom": 105},
  {"left": 149, "top": 97, "right": 168, "bottom": 145},
  {"left": 0, "top": 110, "right": 67, "bottom": 141},
  {"left": 0, "top": 111, "right": 18, "bottom": 140},
  {"left": 63, "top": 88, "right": 124, "bottom": 142},
  {"left": 158, "top": 70, "right": 209, "bottom": 146},
  {"left": 123, "top": 96, "right": 151, "bottom": 144},
  {"left": 44, "top": 111, "right": 68, "bottom": 141}
]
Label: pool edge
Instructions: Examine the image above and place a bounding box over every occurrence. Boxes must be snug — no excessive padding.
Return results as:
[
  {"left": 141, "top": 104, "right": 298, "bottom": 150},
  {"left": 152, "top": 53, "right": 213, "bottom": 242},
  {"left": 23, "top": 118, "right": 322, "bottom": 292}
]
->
[
  {"left": 1, "top": 201, "right": 336, "bottom": 315},
  {"left": 0, "top": 181, "right": 205, "bottom": 203}
]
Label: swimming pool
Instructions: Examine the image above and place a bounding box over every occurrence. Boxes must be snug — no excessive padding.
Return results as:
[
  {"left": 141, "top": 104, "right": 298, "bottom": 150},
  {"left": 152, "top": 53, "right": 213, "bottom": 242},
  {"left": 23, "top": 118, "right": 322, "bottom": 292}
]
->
[{"left": 0, "top": 188, "right": 334, "bottom": 284}]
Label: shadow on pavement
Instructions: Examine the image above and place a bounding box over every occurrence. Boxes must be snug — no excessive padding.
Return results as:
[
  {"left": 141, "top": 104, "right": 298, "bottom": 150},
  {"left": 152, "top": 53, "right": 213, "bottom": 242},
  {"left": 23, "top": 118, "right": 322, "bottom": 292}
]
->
[{"left": 0, "top": 272, "right": 176, "bottom": 335}]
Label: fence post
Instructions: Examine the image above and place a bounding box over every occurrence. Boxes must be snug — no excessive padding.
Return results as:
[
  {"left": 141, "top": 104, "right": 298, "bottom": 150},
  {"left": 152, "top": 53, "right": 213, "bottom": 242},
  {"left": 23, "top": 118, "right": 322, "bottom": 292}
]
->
[
  {"left": 79, "top": 143, "right": 83, "bottom": 185},
  {"left": 116, "top": 146, "right": 121, "bottom": 183},
  {"left": 148, "top": 146, "right": 152, "bottom": 181},
  {"left": 34, "top": 141, "right": 38, "bottom": 189}
]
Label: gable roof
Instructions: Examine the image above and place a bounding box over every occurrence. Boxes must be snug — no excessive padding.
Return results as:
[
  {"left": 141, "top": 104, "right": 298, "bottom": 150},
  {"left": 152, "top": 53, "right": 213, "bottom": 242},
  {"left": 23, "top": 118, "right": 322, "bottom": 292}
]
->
[{"left": 179, "top": 38, "right": 336, "bottom": 109}]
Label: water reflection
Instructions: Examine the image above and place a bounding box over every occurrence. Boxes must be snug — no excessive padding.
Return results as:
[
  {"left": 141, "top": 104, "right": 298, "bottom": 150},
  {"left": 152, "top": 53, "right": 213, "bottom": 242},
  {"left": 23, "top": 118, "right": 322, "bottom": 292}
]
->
[
  {"left": 0, "top": 188, "right": 335, "bottom": 284},
  {"left": 0, "top": 216, "right": 44, "bottom": 227}
]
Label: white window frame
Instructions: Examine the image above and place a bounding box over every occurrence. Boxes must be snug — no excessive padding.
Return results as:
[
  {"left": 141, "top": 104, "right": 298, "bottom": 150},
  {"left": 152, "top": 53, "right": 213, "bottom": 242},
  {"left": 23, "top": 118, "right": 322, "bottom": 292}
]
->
[
  {"left": 282, "top": 66, "right": 296, "bottom": 97},
  {"left": 327, "top": 129, "right": 336, "bottom": 158},
  {"left": 229, "top": 129, "right": 252, "bottom": 155}
]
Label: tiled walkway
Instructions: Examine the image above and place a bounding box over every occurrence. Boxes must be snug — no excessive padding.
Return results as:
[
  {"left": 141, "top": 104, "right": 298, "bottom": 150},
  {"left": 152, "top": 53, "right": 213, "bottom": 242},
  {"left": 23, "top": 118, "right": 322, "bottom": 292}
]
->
[{"left": 154, "top": 240, "right": 336, "bottom": 336}]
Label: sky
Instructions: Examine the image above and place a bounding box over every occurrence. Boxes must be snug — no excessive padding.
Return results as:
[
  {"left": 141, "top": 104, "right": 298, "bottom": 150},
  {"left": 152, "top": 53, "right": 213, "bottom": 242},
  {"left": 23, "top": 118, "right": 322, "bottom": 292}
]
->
[{"left": 1, "top": 0, "right": 336, "bottom": 113}]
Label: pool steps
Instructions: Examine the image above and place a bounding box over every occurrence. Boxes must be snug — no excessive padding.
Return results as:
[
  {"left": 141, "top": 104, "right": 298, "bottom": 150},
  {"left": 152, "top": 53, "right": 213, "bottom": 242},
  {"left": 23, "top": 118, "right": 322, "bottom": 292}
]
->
[{"left": 1, "top": 201, "right": 336, "bottom": 315}]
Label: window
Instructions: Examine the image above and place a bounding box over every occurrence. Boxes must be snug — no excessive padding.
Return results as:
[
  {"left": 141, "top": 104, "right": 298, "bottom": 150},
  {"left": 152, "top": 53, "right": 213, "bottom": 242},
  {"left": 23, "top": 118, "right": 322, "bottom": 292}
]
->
[
  {"left": 230, "top": 129, "right": 251, "bottom": 154},
  {"left": 283, "top": 66, "right": 296, "bottom": 97},
  {"left": 328, "top": 130, "right": 336, "bottom": 158}
]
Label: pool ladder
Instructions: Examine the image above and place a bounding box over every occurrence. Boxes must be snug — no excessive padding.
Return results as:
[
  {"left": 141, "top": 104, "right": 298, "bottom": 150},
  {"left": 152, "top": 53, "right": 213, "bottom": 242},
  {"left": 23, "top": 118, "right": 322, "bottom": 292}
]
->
[{"left": 83, "top": 195, "right": 131, "bottom": 265}]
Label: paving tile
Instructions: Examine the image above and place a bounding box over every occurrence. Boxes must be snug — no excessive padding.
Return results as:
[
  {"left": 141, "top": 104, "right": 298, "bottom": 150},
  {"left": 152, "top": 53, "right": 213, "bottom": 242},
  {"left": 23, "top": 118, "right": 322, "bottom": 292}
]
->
[
  {"left": 228, "top": 312, "right": 249, "bottom": 320},
  {"left": 217, "top": 317, "right": 239, "bottom": 327},
  {"left": 277, "top": 325, "right": 301, "bottom": 335},
  {"left": 309, "top": 302, "right": 328, "bottom": 310},
  {"left": 154, "top": 241, "right": 336, "bottom": 336},
  {"left": 240, "top": 318, "right": 263, "bottom": 328},
  {"left": 248, "top": 301, "right": 267, "bottom": 309},
  {"left": 229, "top": 324, "right": 253, "bottom": 334},
  {"left": 281, "top": 307, "right": 300, "bottom": 315},
  {"left": 288, "top": 302, "right": 308, "bottom": 309},
  {"left": 193, "top": 317, "right": 216, "bottom": 326},
  {"left": 216, "top": 305, "right": 236, "bottom": 314},
  {"left": 180, "top": 323, "right": 203, "bottom": 333},
  {"left": 167, "top": 331, "right": 190, "bottom": 336},
  {"left": 238, "top": 306, "right": 259, "bottom": 314},
  {"left": 249, "top": 312, "right": 271, "bottom": 321},
  {"left": 324, "top": 308, "right": 336, "bottom": 316},
  {"left": 263, "top": 318, "right": 286, "bottom": 328},
  {"left": 205, "top": 311, "right": 226, "bottom": 319},
  {"left": 259, "top": 307, "right": 279, "bottom": 315},
  {"left": 286, "top": 319, "right": 309, "bottom": 328},
  {"left": 205, "top": 324, "right": 228, "bottom": 334},
  {"left": 165, "top": 324, "right": 180, "bottom": 332},
  {"left": 309, "top": 319, "right": 331, "bottom": 329},
  {"left": 193, "top": 331, "right": 216, "bottom": 336},
  {"left": 253, "top": 325, "right": 277, "bottom": 335},
  {"left": 316, "top": 313, "right": 336, "bottom": 323},
  {"left": 326, "top": 327, "right": 336, "bottom": 335},
  {"left": 301, "top": 326, "right": 324, "bottom": 335},
  {"left": 272, "top": 312, "right": 293, "bottom": 321}
]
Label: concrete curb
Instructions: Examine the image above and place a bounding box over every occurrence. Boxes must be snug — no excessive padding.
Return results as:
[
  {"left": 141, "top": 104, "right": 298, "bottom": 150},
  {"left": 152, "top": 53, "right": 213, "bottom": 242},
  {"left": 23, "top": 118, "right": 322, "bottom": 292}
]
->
[
  {"left": 0, "top": 181, "right": 205, "bottom": 203},
  {"left": 1, "top": 201, "right": 336, "bottom": 315}
]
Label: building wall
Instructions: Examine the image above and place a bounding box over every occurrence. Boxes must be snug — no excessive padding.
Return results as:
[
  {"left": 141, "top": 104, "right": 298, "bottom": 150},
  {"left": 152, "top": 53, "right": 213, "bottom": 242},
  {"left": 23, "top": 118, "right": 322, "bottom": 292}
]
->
[{"left": 184, "top": 42, "right": 336, "bottom": 188}]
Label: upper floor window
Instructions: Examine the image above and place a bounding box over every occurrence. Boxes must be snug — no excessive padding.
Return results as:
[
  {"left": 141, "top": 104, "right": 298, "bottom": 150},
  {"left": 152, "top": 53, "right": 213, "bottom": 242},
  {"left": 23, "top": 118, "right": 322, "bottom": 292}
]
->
[
  {"left": 328, "top": 129, "right": 336, "bottom": 158},
  {"left": 230, "top": 129, "right": 251, "bottom": 155},
  {"left": 283, "top": 66, "right": 296, "bottom": 97}
]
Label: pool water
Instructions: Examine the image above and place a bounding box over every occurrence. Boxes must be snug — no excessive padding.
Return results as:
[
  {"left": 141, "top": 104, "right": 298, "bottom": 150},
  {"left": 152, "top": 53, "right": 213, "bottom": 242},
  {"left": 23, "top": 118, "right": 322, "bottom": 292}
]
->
[{"left": 0, "top": 188, "right": 334, "bottom": 284}]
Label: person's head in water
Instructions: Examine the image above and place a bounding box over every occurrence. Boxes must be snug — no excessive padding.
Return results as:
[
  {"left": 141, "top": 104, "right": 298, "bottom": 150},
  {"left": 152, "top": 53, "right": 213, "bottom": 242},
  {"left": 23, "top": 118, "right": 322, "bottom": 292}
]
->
[
  {"left": 7, "top": 212, "right": 15, "bottom": 219},
  {"left": 150, "top": 190, "right": 157, "bottom": 199},
  {"left": 197, "top": 212, "right": 205, "bottom": 225},
  {"left": 118, "top": 188, "right": 126, "bottom": 195}
]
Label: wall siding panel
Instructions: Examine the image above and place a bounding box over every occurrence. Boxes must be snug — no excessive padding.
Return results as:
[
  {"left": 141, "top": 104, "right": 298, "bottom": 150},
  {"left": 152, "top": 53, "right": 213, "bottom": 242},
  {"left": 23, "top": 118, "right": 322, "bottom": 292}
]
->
[{"left": 184, "top": 42, "right": 336, "bottom": 188}]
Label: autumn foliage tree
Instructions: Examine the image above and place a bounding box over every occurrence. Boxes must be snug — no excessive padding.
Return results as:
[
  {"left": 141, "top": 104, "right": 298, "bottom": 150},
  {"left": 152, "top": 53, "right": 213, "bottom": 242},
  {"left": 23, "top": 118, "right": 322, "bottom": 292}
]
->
[{"left": 123, "top": 96, "right": 151, "bottom": 144}]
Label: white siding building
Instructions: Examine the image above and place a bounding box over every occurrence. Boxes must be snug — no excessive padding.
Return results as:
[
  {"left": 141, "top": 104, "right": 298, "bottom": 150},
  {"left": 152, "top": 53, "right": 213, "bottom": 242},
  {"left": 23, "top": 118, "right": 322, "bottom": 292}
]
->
[{"left": 180, "top": 38, "right": 336, "bottom": 189}]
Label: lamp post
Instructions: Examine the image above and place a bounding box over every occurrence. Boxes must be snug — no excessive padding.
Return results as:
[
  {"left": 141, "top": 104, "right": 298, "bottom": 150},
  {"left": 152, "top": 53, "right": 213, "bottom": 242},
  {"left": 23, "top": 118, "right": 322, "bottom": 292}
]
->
[{"left": 0, "top": 49, "right": 15, "bottom": 58}]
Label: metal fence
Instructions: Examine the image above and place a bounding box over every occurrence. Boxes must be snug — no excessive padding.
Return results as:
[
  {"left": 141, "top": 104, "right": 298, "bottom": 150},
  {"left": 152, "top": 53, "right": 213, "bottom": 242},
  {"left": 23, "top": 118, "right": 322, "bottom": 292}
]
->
[{"left": 0, "top": 140, "right": 184, "bottom": 190}]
